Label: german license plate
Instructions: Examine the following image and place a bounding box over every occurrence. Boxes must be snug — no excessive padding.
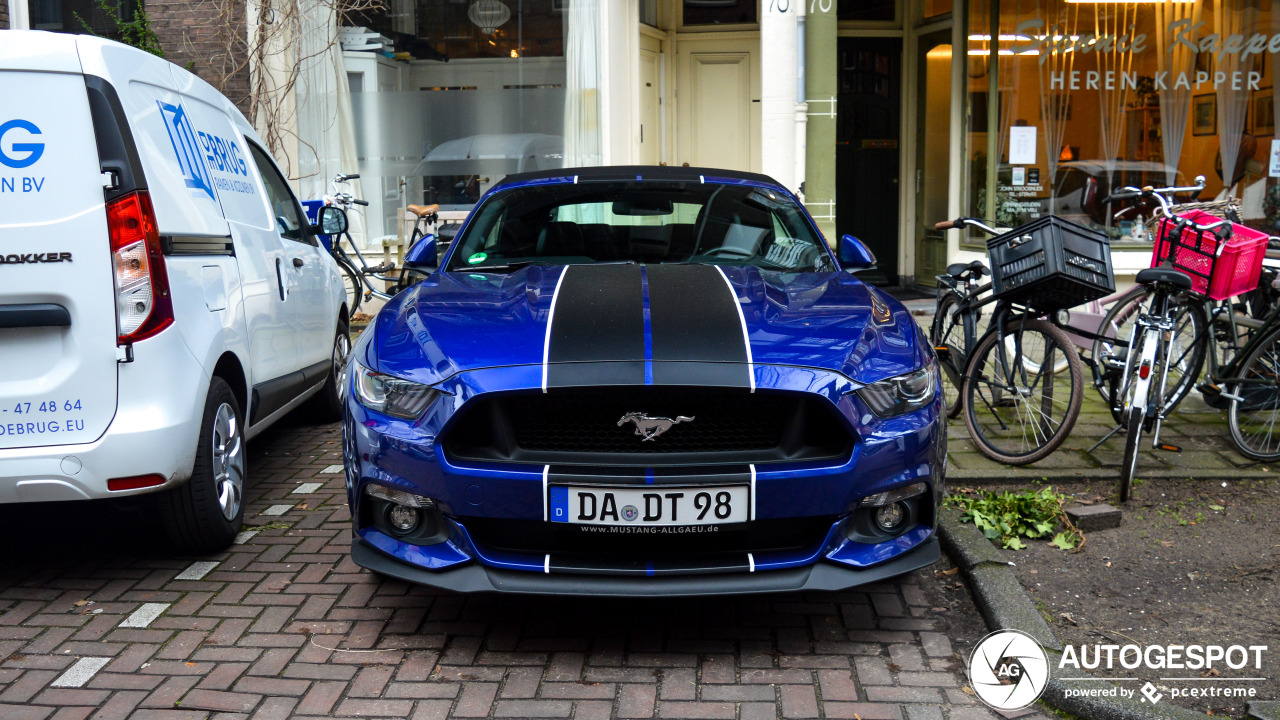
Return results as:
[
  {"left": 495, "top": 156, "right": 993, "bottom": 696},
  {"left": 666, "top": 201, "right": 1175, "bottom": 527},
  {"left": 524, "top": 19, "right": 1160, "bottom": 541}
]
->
[{"left": 548, "top": 485, "right": 750, "bottom": 526}]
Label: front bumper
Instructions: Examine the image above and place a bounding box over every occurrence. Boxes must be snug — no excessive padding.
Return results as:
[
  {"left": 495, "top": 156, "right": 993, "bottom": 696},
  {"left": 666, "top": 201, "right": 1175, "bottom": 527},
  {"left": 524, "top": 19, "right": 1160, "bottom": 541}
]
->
[
  {"left": 353, "top": 533, "right": 940, "bottom": 596},
  {"left": 345, "top": 361, "right": 946, "bottom": 593}
]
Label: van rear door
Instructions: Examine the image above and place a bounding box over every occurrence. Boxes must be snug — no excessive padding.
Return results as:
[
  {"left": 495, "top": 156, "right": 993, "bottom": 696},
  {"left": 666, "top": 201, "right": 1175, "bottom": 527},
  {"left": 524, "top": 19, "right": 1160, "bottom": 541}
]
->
[{"left": 0, "top": 35, "right": 119, "bottom": 450}]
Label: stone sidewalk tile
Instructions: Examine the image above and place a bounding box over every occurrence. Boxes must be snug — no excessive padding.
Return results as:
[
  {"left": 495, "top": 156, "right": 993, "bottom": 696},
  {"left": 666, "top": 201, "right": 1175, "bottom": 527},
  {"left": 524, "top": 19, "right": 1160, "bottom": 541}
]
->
[{"left": 0, "top": 418, "right": 1058, "bottom": 720}]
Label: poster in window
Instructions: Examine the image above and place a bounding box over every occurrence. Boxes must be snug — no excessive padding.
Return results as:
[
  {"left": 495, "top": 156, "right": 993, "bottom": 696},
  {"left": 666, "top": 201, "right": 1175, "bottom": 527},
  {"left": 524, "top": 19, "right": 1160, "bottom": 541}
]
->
[
  {"left": 1253, "top": 88, "right": 1274, "bottom": 136},
  {"left": 1193, "top": 94, "right": 1217, "bottom": 136}
]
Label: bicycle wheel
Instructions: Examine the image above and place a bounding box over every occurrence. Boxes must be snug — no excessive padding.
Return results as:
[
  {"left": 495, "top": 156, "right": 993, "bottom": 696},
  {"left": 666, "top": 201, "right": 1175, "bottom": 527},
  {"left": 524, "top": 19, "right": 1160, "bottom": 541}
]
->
[
  {"left": 1119, "top": 405, "right": 1146, "bottom": 502},
  {"left": 962, "top": 317, "right": 1084, "bottom": 465},
  {"left": 930, "top": 293, "right": 966, "bottom": 419},
  {"left": 1094, "top": 286, "right": 1206, "bottom": 421},
  {"left": 336, "top": 255, "right": 363, "bottom": 315},
  {"left": 1091, "top": 286, "right": 1146, "bottom": 400},
  {"left": 1228, "top": 326, "right": 1280, "bottom": 461}
]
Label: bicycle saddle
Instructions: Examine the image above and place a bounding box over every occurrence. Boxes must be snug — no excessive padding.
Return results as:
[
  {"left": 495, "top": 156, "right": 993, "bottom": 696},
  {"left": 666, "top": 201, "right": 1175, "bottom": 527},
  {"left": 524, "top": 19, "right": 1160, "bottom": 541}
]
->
[
  {"left": 946, "top": 260, "right": 987, "bottom": 279},
  {"left": 407, "top": 204, "right": 440, "bottom": 218},
  {"left": 1135, "top": 267, "right": 1193, "bottom": 290}
]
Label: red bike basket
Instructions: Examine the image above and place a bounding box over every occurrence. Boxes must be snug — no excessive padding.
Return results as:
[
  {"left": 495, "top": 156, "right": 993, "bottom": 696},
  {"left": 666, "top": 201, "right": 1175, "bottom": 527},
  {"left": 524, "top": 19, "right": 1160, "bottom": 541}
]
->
[{"left": 1150, "top": 210, "right": 1269, "bottom": 300}]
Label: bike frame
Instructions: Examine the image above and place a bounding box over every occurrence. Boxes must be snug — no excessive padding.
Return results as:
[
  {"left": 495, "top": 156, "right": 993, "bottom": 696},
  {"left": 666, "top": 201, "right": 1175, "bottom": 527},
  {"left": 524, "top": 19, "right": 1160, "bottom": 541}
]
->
[{"left": 936, "top": 274, "right": 1061, "bottom": 430}]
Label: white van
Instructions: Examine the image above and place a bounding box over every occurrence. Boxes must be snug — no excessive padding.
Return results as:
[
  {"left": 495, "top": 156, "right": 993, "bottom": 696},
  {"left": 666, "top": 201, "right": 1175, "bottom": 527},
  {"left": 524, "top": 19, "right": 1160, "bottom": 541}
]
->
[{"left": 0, "top": 31, "right": 351, "bottom": 552}]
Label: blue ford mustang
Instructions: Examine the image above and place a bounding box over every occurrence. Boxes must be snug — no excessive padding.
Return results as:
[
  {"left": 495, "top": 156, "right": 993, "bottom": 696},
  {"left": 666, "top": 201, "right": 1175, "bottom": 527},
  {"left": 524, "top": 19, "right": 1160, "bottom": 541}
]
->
[{"left": 343, "top": 166, "right": 944, "bottom": 596}]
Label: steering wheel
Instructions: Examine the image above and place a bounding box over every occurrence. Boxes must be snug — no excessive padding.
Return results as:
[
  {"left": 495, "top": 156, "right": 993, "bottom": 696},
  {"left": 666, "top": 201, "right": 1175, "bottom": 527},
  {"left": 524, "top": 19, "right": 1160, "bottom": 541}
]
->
[{"left": 700, "top": 246, "right": 756, "bottom": 260}]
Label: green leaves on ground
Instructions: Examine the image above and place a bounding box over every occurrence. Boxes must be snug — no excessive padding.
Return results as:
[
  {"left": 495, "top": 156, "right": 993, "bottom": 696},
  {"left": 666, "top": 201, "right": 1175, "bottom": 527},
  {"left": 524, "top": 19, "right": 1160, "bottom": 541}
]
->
[{"left": 947, "top": 487, "right": 1084, "bottom": 551}]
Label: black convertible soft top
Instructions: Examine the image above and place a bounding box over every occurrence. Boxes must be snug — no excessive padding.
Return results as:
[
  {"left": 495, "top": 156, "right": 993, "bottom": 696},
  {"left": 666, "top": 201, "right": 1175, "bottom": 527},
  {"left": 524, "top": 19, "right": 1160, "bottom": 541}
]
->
[{"left": 494, "top": 165, "right": 783, "bottom": 190}]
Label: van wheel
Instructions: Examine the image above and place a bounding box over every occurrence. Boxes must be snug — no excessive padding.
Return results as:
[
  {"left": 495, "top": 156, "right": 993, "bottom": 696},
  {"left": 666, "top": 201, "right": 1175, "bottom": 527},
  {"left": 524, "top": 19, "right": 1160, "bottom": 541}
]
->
[
  {"left": 308, "top": 320, "right": 351, "bottom": 422},
  {"left": 158, "top": 378, "right": 245, "bottom": 553}
]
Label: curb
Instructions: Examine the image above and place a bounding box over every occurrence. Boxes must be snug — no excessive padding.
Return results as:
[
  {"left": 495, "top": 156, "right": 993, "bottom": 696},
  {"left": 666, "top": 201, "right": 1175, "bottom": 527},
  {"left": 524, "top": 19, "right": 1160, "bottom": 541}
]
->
[{"left": 937, "top": 508, "right": 1214, "bottom": 720}]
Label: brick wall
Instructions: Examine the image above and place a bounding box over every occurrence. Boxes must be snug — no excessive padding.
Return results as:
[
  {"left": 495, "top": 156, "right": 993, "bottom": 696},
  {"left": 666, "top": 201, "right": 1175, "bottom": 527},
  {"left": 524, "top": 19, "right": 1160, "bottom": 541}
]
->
[
  {"left": 147, "top": 0, "right": 252, "bottom": 116},
  {"left": 1, "top": 2, "right": 10, "bottom": 30}
]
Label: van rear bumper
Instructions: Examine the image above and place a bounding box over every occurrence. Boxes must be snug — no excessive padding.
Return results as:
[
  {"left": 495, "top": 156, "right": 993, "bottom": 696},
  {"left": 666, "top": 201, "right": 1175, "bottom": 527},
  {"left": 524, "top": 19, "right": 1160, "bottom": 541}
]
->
[{"left": 0, "top": 329, "right": 208, "bottom": 503}]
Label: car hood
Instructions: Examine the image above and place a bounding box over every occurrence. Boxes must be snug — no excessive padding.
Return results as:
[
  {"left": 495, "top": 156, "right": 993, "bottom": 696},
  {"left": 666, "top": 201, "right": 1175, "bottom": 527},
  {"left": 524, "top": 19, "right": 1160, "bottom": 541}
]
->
[{"left": 372, "top": 263, "right": 923, "bottom": 388}]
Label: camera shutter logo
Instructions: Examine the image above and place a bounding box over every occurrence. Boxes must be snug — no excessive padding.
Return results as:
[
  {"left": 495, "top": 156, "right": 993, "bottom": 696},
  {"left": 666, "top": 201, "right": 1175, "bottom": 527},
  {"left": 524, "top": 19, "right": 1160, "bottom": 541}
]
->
[{"left": 968, "top": 630, "right": 1050, "bottom": 710}]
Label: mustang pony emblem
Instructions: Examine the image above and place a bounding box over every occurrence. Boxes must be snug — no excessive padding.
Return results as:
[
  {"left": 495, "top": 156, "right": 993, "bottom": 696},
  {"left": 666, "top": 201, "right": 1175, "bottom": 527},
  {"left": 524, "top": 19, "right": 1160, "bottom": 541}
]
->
[{"left": 617, "top": 412, "right": 695, "bottom": 441}]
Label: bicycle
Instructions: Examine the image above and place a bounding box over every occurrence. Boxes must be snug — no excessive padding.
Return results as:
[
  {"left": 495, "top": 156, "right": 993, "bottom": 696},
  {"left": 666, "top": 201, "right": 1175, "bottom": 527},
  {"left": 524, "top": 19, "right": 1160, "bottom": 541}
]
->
[
  {"left": 1085, "top": 195, "right": 1242, "bottom": 416},
  {"left": 931, "top": 216, "right": 1087, "bottom": 466},
  {"left": 322, "top": 173, "right": 394, "bottom": 315},
  {"left": 1095, "top": 181, "right": 1280, "bottom": 501}
]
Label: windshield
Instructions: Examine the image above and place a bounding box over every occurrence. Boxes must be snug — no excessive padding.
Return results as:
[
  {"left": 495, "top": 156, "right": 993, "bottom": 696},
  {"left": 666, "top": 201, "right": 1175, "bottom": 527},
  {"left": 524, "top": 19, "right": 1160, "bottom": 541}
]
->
[{"left": 446, "top": 181, "right": 834, "bottom": 272}]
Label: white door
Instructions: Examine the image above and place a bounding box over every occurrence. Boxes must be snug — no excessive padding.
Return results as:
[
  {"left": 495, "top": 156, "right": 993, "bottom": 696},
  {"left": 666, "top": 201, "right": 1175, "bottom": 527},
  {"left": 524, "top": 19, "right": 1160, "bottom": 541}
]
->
[
  {"left": 639, "top": 41, "right": 663, "bottom": 165},
  {"left": 0, "top": 56, "right": 120, "bottom": 450},
  {"left": 676, "top": 36, "right": 760, "bottom": 172},
  {"left": 246, "top": 144, "right": 330, "bottom": 372}
]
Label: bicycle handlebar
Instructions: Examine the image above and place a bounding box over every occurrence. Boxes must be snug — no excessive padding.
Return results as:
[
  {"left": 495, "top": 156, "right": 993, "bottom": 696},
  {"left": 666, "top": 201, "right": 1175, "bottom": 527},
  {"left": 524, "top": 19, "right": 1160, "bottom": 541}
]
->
[
  {"left": 934, "top": 217, "right": 1001, "bottom": 236},
  {"left": 353, "top": 199, "right": 369, "bottom": 206}
]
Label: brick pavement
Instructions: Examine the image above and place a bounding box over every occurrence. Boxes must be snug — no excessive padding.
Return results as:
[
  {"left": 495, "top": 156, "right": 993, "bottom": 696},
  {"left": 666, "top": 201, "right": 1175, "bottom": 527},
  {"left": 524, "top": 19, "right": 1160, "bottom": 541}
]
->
[{"left": 0, "top": 416, "right": 1050, "bottom": 720}]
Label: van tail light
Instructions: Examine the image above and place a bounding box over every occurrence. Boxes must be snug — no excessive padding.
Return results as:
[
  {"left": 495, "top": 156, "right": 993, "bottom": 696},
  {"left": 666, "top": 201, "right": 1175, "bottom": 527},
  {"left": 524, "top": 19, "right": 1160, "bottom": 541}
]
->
[{"left": 108, "top": 191, "right": 173, "bottom": 344}]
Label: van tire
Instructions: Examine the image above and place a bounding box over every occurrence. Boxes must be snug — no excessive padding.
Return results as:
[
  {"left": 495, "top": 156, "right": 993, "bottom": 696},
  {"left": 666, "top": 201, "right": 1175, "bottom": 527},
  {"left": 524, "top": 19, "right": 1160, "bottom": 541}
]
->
[
  {"left": 308, "top": 320, "right": 351, "bottom": 422},
  {"left": 158, "top": 378, "right": 245, "bottom": 554}
]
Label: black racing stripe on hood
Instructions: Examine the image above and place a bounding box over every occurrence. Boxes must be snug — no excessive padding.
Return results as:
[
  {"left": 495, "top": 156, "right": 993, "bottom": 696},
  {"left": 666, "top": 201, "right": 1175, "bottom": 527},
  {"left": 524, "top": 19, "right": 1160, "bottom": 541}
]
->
[
  {"left": 646, "top": 264, "right": 751, "bottom": 387},
  {"left": 546, "top": 264, "right": 646, "bottom": 387}
]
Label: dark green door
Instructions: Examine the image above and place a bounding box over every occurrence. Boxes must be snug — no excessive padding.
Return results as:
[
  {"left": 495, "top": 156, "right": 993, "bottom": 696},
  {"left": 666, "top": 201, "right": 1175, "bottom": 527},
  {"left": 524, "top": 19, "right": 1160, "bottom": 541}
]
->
[{"left": 836, "top": 37, "right": 901, "bottom": 286}]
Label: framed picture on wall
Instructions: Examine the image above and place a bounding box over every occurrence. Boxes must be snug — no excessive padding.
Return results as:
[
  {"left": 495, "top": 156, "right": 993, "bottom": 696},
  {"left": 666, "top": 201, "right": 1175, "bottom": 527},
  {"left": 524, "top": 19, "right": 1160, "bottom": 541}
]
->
[
  {"left": 1193, "top": 94, "right": 1217, "bottom": 136},
  {"left": 1253, "top": 88, "right": 1274, "bottom": 135}
]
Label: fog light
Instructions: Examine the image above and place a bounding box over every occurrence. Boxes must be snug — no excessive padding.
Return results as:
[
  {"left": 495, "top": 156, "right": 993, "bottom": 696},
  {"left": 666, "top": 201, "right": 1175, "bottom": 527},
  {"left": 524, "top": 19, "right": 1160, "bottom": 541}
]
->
[
  {"left": 874, "top": 502, "right": 907, "bottom": 532},
  {"left": 387, "top": 504, "right": 421, "bottom": 533}
]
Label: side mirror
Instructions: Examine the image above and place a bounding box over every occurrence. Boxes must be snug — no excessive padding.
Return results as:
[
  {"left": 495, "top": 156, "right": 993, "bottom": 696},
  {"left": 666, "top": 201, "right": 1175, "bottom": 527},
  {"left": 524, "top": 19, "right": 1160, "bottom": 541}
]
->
[
  {"left": 315, "top": 205, "right": 348, "bottom": 236},
  {"left": 403, "top": 237, "right": 438, "bottom": 269},
  {"left": 839, "top": 234, "right": 877, "bottom": 270}
]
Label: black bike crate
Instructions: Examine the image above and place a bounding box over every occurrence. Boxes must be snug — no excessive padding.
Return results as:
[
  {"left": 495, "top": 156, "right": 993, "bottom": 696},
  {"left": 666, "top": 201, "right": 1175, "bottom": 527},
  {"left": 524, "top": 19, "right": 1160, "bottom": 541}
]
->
[{"left": 987, "top": 215, "right": 1114, "bottom": 314}]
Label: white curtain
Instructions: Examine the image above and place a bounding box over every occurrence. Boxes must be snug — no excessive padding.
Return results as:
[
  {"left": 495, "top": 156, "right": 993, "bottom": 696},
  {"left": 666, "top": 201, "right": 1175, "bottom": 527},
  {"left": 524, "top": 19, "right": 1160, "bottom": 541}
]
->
[
  {"left": 1217, "top": 1, "right": 1258, "bottom": 195},
  {"left": 295, "top": 0, "right": 365, "bottom": 245},
  {"left": 1156, "top": 1, "right": 1200, "bottom": 186},
  {"left": 1093, "top": 3, "right": 1135, "bottom": 192},
  {"left": 1037, "top": 0, "right": 1078, "bottom": 213},
  {"left": 563, "top": 0, "right": 602, "bottom": 168}
]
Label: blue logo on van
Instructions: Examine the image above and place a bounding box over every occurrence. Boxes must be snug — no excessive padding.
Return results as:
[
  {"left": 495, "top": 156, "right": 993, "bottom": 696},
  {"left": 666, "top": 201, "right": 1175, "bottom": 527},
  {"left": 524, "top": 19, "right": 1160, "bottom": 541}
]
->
[
  {"left": 157, "top": 101, "right": 216, "bottom": 201},
  {"left": 0, "top": 120, "right": 45, "bottom": 169}
]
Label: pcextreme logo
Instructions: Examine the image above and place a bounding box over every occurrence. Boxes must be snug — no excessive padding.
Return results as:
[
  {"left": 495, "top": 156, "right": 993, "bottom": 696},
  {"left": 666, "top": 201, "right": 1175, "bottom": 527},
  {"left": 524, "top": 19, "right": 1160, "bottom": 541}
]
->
[{"left": 0, "top": 119, "right": 45, "bottom": 169}]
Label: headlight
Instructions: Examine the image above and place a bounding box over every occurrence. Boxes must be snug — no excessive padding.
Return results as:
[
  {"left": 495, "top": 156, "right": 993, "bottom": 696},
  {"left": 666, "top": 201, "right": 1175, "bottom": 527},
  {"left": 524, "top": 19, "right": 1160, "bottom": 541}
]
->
[
  {"left": 352, "top": 362, "right": 439, "bottom": 419},
  {"left": 856, "top": 364, "right": 937, "bottom": 417}
]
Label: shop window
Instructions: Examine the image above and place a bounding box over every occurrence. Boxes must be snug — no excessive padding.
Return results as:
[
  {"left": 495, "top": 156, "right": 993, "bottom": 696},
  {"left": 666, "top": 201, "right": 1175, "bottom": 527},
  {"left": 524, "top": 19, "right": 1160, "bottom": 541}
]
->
[
  {"left": 966, "top": 0, "right": 1278, "bottom": 246},
  {"left": 838, "top": 0, "right": 895, "bottom": 23},
  {"left": 30, "top": 0, "right": 138, "bottom": 39},
  {"left": 640, "top": 0, "right": 658, "bottom": 27},
  {"left": 339, "top": 0, "right": 600, "bottom": 245},
  {"left": 683, "top": 0, "right": 756, "bottom": 26},
  {"left": 921, "top": 0, "right": 949, "bottom": 21}
]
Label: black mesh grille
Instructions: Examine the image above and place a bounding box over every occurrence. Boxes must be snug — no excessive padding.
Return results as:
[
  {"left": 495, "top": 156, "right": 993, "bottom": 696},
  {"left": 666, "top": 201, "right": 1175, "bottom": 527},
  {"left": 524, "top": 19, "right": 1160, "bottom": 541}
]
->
[
  {"left": 442, "top": 386, "right": 854, "bottom": 466},
  {"left": 463, "top": 516, "right": 835, "bottom": 556}
]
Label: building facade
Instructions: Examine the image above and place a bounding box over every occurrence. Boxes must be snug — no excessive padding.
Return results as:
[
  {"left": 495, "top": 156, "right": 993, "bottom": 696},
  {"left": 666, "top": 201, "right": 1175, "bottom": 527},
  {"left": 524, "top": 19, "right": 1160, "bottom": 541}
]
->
[{"left": 7, "top": 0, "right": 1277, "bottom": 289}]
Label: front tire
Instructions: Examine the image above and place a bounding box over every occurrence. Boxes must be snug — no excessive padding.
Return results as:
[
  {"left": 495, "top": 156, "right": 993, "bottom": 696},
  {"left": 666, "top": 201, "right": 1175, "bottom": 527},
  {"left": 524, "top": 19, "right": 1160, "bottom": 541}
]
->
[
  {"left": 306, "top": 320, "right": 351, "bottom": 422},
  {"left": 158, "top": 378, "right": 246, "bottom": 553},
  {"left": 962, "top": 318, "right": 1084, "bottom": 465},
  {"left": 931, "top": 293, "right": 966, "bottom": 419},
  {"left": 1119, "top": 406, "right": 1144, "bottom": 502}
]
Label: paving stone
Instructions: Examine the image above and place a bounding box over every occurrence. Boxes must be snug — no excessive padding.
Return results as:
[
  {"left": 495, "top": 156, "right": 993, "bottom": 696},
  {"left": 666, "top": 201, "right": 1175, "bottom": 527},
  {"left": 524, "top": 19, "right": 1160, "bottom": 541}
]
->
[{"left": 0, "top": 417, "right": 1033, "bottom": 720}]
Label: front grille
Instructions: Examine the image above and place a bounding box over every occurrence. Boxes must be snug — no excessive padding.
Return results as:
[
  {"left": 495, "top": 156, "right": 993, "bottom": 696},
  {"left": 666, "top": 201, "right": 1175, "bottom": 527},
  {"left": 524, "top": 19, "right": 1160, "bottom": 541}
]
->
[
  {"left": 463, "top": 516, "right": 835, "bottom": 557},
  {"left": 442, "top": 386, "right": 854, "bottom": 466}
]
